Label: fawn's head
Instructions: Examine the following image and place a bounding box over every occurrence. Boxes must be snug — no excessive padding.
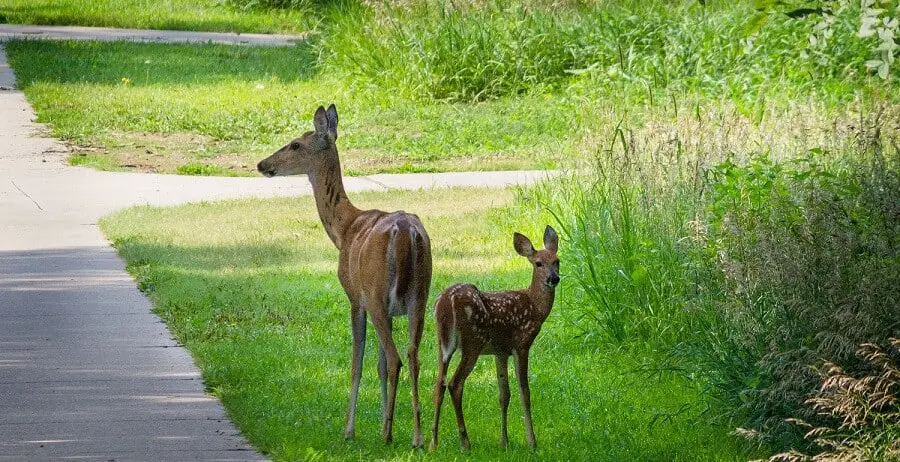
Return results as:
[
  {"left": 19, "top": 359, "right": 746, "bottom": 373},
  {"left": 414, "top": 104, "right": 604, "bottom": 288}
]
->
[
  {"left": 513, "top": 225, "right": 560, "bottom": 291},
  {"left": 257, "top": 104, "right": 339, "bottom": 177}
]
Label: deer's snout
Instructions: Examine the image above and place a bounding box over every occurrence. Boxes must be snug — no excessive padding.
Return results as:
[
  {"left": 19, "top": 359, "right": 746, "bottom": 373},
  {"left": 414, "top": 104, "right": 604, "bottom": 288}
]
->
[{"left": 257, "top": 160, "right": 276, "bottom": 177}]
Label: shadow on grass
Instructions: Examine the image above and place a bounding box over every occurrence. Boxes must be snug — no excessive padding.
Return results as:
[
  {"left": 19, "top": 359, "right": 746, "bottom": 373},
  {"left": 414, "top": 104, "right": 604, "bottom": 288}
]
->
[{"left": 4, "top": 39, "right": 320, "bottom": 88}]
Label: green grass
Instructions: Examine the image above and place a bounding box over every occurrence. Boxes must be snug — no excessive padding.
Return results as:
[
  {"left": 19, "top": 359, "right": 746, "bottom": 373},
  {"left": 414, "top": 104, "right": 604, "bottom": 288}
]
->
[
  {"left": 5, "top": 39, "right": 569, "bottom": 175},
  {"left": 0, "top": 0, "right": 313, "bottom": 34},
  {"left": 99, "top": 187, "right": 754, "bottom": 461}
]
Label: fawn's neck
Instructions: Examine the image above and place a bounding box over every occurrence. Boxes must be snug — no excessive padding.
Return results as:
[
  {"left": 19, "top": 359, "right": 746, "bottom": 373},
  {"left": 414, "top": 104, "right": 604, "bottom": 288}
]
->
[
  {"left": 308, "top": 160, "right": 360, "bottom": 250},
  {"left": 526, "top": 274, "right": 556, "bottom": 320}
]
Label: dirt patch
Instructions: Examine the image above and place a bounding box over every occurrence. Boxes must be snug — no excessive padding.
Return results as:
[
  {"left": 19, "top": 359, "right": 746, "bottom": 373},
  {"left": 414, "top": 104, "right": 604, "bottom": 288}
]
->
[{"left": 68, "top": 132, "right": 264, "bottom": 176}]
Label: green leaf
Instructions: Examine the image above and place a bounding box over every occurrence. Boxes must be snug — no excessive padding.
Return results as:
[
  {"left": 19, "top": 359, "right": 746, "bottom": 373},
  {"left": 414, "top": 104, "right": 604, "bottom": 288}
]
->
[
  {"left": 631, "top": 265, "right": 649, "bottom": 284},
  {"left": 744, "top": 11, "right": 771, "bottom": 36}
]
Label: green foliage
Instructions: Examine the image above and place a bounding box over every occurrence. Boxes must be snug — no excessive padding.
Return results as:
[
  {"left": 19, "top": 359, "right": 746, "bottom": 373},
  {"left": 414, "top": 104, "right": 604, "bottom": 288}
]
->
[
  {"left": 701, "top": 146, "right": 900, "bottom": 449},
  {"left": 524, "top": 103, "right": 900, "bottom": 455},
  {"left": 319, "top": 0, "right": 887, "bottom": 102}
]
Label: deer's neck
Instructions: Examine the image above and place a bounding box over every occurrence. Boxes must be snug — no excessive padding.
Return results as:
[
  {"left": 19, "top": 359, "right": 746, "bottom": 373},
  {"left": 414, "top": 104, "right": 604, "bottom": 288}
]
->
[
  {"left": 308, "top": 161, "right": 359, "bottom": 250},
  {"left": 527, "top": 276, "right": 556, "bottom": 320}
]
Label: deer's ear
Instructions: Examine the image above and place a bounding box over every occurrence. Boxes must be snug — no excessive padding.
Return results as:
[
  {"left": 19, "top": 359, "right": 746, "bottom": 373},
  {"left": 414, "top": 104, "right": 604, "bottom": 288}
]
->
[
  {"left": 313, "top": 106, "right": 328, "bottom": 135},
  {"left": 543, "top": 225, "right": 558, "bottom": 253},
  {"left": 513, "top": 232, "right": 535, "bottom": 258},
  {"left": 325, "top": 104, "right": 338, "bottom": 140}
]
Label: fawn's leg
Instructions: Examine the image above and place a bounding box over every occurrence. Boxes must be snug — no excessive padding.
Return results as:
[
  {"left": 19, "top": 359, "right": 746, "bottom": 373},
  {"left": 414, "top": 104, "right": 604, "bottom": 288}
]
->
[
  {"left": 495, "top": 354, "right": 511, "bottom": 448},
  {"left": 514, "top": 350, "right": 537, "bottom": 449},
  {"left": 429, "top": 338, "right": 453, "bottom": 451},
  {"left": 449, "top": 347, "right": 480, "bottom": 451}
]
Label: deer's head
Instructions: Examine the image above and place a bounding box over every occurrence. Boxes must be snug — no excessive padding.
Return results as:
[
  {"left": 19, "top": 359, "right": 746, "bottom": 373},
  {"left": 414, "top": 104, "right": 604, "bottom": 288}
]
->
[
  {"left": 257, "top": 104, "right": 339, "bottom": 177},
  {"left": 513, "top": 225, "right": 560, "bottom": 291}
]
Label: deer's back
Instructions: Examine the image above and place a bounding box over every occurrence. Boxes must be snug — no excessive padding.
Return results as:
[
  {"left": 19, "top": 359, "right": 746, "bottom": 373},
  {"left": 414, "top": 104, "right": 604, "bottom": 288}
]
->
[{"left": 338, "top": 210, "right": 432, "bottom": 316}]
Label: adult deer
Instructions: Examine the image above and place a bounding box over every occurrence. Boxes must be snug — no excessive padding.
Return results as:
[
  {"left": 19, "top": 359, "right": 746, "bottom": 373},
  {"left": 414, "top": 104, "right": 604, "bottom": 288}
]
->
[
  {"left": 257, "top": 105, "right": 432, "bottom": 447},
  {"left": 430, "top": 226, "right": 560, "bottom": 451}
]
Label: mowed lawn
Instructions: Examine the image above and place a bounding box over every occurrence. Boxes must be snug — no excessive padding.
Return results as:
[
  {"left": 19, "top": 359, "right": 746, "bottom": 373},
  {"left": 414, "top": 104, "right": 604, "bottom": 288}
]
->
[
  {"left": 4, "top": 40, "right": 568, "bottom": 176},
  {"left": 99, "top": 187, "right": 751, "bottom": 461},
  {"left": 0, "top": 0, "right": 312, "bottom": 33}
]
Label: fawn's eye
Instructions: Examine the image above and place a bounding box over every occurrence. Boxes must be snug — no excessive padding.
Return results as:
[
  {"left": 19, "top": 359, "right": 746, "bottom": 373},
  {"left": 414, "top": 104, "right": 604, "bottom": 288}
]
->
[
  {"left": 290, "top": 142, "right": 300, "bottom": 150},
  {"left": 535, "top": 262, "right": 543, "bottom": 268}
]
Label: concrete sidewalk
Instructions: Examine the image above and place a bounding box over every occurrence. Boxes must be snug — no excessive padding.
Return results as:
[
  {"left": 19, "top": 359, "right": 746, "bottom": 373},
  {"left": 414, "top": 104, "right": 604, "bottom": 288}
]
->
[
  {"left": 0, "top": 42, "right": 552, "bottom": 460},
  {"left": 0, "top": 24, "right": 304, "bottom": 46}
]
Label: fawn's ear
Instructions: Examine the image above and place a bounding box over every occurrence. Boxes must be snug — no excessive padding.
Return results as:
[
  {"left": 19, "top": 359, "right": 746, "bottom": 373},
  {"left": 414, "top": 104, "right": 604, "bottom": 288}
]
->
[
  {"left": 543, "top": 225, "right": 558, "bottom": 253},
  {"left": 313, "top": 106, "right": 328, "bottom": 136},
  {"left": 325, "top": 104, "right": 338, "bottom": 140},
  {"left": 513, "top": 232, "right": 535, "bottom": 258}
]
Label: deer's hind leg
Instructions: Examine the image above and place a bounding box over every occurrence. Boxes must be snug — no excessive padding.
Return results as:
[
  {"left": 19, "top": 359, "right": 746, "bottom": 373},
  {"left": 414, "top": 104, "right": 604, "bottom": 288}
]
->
[
  {"left": 406, "top": 290, "right": 427, "bottom": 448},
  {"left": 368, "top": 298, "right": 402, "bottom": 444}
]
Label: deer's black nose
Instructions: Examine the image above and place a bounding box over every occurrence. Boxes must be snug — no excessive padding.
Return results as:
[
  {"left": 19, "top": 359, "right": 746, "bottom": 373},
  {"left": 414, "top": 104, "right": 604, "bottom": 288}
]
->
[
  {"left": 257, "top": 161, "right": 275, "bottom": 177},
  {"left": 548, "top": 275, "right": 560, "bottom": 286}
]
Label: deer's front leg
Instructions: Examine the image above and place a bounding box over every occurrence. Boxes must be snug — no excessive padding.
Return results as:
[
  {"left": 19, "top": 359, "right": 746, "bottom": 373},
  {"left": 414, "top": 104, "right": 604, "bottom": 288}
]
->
[
  {"left": 514, "top": 350, "right": 537, "bottom": 449},
  {"left": 343, "top": 305, "right": 366, "bottom": 440},
  {"left": 494, "top": 354, "right": 511, "bottom": 448}
]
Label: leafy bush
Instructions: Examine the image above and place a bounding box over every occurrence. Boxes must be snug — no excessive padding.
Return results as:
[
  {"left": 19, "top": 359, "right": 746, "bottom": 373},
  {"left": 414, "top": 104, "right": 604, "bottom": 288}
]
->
[{"left": 698, "top": 144, "right": 900, "bottom": 448}]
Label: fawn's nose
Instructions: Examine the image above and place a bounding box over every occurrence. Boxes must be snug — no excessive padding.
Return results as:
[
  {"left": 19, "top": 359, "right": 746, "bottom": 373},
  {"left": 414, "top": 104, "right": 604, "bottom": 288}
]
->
[{"left": 548, "top": 274, "right": 560, "bottom": 286}]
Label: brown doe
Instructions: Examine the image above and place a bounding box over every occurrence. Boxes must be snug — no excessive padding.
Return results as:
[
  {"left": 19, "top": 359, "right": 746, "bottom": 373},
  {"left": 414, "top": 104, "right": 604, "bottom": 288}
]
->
[
  {"left": 430, "top": 226, "right": 560, "bottom": 451},
  {"left": 257, "top": 105, "right": 433, "bottom": 447}
]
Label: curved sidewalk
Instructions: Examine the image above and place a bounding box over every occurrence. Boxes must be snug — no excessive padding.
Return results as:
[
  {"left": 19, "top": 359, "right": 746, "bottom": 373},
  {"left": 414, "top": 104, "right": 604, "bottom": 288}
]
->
[{"left": 0, "top": 43, "right": 553, "bottom": 460}]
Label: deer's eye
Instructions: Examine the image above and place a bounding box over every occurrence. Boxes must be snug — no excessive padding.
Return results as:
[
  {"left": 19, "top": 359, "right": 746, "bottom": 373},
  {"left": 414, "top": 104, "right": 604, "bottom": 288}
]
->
[
  {"left": 290, "top": 142, "right": 300, "bottom": 150},
  {"left": 535, "top": 262, "right": 543, "bottom": 268}
]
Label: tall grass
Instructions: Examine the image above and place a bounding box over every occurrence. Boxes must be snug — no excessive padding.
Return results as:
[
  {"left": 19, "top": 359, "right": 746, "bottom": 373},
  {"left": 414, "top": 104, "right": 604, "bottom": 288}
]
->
[
  {"left": 318, "top": 0, "right": 879, "bottom": 102},
  {"left": 519, "top": 99, "right": 900, "bottom": 455}
]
